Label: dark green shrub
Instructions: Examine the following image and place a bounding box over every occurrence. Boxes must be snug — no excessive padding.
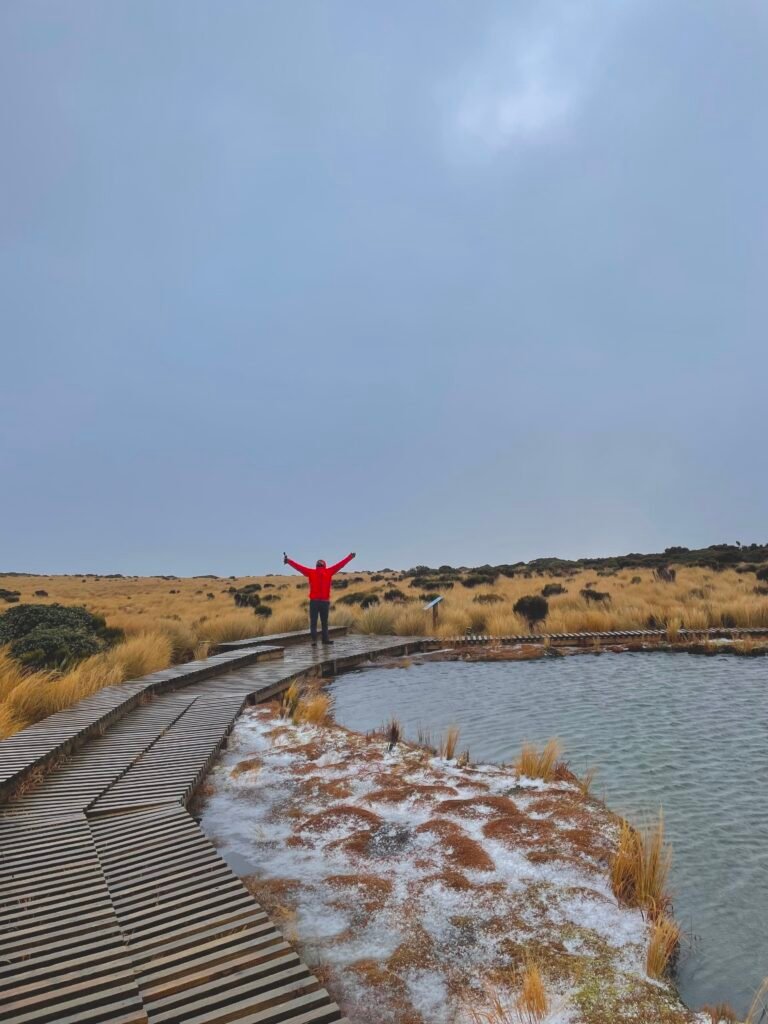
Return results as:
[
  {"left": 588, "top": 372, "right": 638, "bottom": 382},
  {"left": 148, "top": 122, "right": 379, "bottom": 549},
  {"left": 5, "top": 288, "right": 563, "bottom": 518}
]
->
[
  {"left": 461, "top": 571, "right": 499, "bottom": 588},
  {"left": 0, "top": 603, "right": 107, "bottom": 644},
  {"left": 254, "top": 605, "right": 273, "bottom": 618},
  {"left": 473, "top": 594, "right": 503, "bottom": 605},
  {"left": 233, "top": 585, "right": 263, "bottom": 608},
  {"left": 541, "top": 584, "right": 567, "bottom": 598},
  {"left": 0, "top": 589, "right": 20, "bottom": 603},
  {"left": 630, "top": 576, "right": 642, "bottom": 584},
  {"left": 383, "top": 589, "right": 406, "bottom": 602},
  {"left": 338, "top": 591, "right": 379, "bottom": 607},
  {"left": 33, "top": 590, "right": 48, "bottom": 597},
  {"left": 513, "top": 595, "right": 549, "bottom": 630},
  {"left": 333, "top": 579, "right": 349, "bottom": 590},
  {"left": 754, "top": 586, "right": 768, "bottom": 596},
  {"left": 11, "top": 626, "right": 104, "bottom": 670},
  {"left": 756, "top": 566, "right": 768, "bottom": 582}
]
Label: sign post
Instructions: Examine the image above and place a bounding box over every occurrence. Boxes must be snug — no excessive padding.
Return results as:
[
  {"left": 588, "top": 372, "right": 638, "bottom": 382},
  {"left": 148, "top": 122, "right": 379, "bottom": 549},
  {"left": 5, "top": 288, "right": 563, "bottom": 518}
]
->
[{"left": 423, "top": 595, "right": 444, "bottom": 631}]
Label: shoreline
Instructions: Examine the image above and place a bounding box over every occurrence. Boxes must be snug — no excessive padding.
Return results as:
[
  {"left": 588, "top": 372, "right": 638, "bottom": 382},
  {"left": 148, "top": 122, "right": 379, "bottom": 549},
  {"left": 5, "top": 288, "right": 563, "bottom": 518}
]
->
[{"left": 200, "top": 701, "right": 705, "bottom": 1024}]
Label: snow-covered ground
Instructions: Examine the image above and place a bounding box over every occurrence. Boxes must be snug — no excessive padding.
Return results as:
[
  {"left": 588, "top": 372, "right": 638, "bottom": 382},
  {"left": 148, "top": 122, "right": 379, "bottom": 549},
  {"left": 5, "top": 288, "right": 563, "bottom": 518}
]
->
[{"left": 200, "top": 706, "right": 704, "bottom": 1024}]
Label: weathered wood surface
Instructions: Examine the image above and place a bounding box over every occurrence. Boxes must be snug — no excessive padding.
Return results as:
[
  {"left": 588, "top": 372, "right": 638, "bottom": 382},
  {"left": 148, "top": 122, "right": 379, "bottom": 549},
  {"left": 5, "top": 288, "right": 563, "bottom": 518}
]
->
[
  {"left": 449, "top": 626, "right": 768, "bottom": 647},
  {"left": 0, "top": 631, "right": 427, "bottom": 1023}
]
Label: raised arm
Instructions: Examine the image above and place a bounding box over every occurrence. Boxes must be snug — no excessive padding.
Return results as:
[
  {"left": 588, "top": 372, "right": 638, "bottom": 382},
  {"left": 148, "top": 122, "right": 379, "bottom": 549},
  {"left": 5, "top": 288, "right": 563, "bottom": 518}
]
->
[
  {"left": 328, "top": 552, "right": 356, "bottom": 575},
  {"left": 284, "top": 555, "right": 311, "bottom": 577}
]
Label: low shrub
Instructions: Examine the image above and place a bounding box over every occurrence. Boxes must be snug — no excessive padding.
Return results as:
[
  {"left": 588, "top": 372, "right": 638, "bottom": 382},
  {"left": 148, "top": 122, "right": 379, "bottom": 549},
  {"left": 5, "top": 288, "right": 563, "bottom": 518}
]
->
[
  {"left": 382, "top": 589, "right": 406, "bottom": 602},
  {"left": 513, "top": 595, "right": 549, "bottom": 630},
  {"left": 541, "top": 583, "right": 566, "bottom": 597},
  {"left": 11, "top": 626, "right": 104, "bottom": 671},
  {"left": 253, "top": 605, "right": 273, "bottom": 618},
  {"left": 473, "top": 594, "right": 504, "bottom": 605},
  {"left": 33, "top": 589, "right": 48, "bottom": 597},
  {"left": 233, "top": 585, "right": 263, "bottom": 608},
  {"left": 0, "top": 603, "right": 107, "bottom": 643},
  {"left": 0, "top": 589, "right": 20, "bottom": 604},
  {"left": 461, "top": 572, "right": 499, "bottom": 588}
]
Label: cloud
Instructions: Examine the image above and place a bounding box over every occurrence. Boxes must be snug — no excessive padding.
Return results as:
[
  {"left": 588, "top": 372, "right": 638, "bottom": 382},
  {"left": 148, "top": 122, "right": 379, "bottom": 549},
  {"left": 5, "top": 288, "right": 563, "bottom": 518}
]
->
[{"left": 444, "top": 2, "right": 616, "bottom": 155}]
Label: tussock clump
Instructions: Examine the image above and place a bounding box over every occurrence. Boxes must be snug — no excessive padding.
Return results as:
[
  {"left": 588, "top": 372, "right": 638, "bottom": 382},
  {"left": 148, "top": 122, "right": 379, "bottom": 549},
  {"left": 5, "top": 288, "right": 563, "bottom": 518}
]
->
[
  {"left": 440, "top": 724, "right": 460, "bottom": 759},
  {"left": 610, "top": 814, "right": 671, "bottom": 918},
  {"left": 294, "top": 690, "right": 332, "bottom": 725},
  {"left": 646, "top": 915, "right": 680, "bottom": 979},
  {"left": 515, "top": 738, "right": 562, "bottom": 782},
  {"left": 517, "top": 959, "right": 549, "bottom": 1022}
]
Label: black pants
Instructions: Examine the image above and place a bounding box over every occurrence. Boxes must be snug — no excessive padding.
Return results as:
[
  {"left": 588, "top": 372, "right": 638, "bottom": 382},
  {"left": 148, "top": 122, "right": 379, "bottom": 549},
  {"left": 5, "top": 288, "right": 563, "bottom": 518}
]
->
[{"left": 309, "top": 599, "right": 330, "bottom": 641}]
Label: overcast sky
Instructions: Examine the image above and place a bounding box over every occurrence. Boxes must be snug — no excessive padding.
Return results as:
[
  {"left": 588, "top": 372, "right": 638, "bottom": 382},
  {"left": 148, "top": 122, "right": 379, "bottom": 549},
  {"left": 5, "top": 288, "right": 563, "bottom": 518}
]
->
[{"left": 2, "top": 2, "right": 766, "bottom": 575}]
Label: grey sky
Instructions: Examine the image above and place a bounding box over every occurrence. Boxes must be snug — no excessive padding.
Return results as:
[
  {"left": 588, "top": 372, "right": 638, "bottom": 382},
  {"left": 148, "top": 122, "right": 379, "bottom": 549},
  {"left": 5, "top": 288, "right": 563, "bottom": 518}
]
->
[{"left": 2, "top": 1, "right": 766, "bottom": 575}]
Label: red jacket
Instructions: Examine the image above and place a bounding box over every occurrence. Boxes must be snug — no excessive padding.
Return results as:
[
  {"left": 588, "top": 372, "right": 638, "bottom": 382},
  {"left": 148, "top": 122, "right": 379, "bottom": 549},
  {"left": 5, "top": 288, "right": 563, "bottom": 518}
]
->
[{"left": 286, "top": 554, "right": 354, "bottom": 600}]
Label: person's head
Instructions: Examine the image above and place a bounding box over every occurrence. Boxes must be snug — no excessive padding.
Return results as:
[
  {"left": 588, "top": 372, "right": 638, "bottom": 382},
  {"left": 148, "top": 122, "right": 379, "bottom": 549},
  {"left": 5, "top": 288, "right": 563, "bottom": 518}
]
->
[{"left": 316, "top": 559, "right": 326, "bottom": 568}]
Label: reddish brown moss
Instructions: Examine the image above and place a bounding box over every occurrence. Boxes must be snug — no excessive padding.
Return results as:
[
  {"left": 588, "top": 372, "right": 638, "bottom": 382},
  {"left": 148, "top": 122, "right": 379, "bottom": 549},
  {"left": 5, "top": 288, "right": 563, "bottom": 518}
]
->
[
  {"left": 434, "top": 794, "right": 523, "bottom": 818},
  {"left": 416, "top": 818, "right": 495, "bottom": 872},
  {"left": 300, "top": 804, "right": 383, "bottom": 833}
]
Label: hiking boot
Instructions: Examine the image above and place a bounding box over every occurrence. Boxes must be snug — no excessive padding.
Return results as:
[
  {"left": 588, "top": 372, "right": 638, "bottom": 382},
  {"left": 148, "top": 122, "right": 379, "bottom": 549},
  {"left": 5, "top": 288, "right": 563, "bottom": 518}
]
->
[{"left": 322, "top": 638, "right": 334, "bottom": 645}]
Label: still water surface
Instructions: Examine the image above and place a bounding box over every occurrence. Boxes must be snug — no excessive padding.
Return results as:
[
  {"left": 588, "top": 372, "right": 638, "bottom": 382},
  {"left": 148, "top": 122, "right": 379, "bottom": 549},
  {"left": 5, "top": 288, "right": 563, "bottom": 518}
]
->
[{"left": 329, "top": 652, "right": 768, "bottom": 1015}]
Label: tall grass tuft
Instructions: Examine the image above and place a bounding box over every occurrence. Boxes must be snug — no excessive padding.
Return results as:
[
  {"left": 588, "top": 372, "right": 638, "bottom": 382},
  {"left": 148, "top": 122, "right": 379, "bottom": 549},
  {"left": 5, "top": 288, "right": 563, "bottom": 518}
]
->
[
  {"left": 646, "top": 915, "right": 680, "bottom": 978},
  {"left": 610, "top": 813, "right": 671, "bottom": 918},
  {"left": 294, "top": 690, "right": 332, "bottom": 725},
  {"left": 281, "top": 681, "right": 302, "bottom": 720},
  {"left": 198, "top": 612, "right": 264, "bottom": 645},
  {"left": 417, "top": 726, "right": 436, "bottom": 754},
  {"left": 385, "top": 717, "right": 402, "bottom": 750},
  {"left": 440, "top": 724, "right": 460, "bottom": 760},
  {"left": 575, "top": 765, "right": 597, "bottom": 798},
  {"left": 356, "top": 606, "right": 396, "bottom": 635},
  {"left": 516, "top": 959, "right": 549, "bottom": 1023},
  {"left": 515, "top": 738, "right": 562, "bottom": 782},
  {"left": 0, "top": 647, "right": 27, "bottom": 703}
]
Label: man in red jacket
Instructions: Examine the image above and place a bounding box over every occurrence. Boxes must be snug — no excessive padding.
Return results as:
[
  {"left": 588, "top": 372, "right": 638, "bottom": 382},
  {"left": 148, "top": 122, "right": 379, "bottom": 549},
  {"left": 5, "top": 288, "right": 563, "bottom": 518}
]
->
[{"left": 283, "top": 551, "right": 356, "bottom": 644}]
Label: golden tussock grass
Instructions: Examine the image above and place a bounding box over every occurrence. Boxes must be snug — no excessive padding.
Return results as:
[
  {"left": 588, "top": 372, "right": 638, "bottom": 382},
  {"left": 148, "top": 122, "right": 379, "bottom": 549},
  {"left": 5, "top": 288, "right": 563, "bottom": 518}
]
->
[
  {"left": 517, "top": 959, "right": 549, "bottom": 1023},
  {"left": 464, "top": 962, "right": 549, "bottom": 1024},
  {"left": 293, "top": 690, "right": 332, "bottom": 726},
  {"left": 610, "top": 813, "right": 671, "bottom": 918},
  {"left": 0, "top": 631, "right": 173, "bottom": 737},
  {"left": 0, "top": 648, "right": 27, "bottom": 703},
  {"left": 515, "top": 738, "right": 562, "bottom": 782},
  {"left": 281, "top": 681, "right": 303, "bottom": 721},
  {"left": 646, "top": 915, "right": 681, "bottom": 978},
  {"left": 440, "top": 724, "right": 460, "bottom": 760}
]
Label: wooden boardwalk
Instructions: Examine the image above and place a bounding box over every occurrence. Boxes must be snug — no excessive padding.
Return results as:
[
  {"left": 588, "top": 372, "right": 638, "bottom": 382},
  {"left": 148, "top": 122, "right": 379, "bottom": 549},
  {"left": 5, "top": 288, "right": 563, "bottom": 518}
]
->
[
  {"left": 0, "top": 631, "right": 428, "bottom": 1024},
  {"left": 448, "top": 625, "right": 768, "bottom": 647}
]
